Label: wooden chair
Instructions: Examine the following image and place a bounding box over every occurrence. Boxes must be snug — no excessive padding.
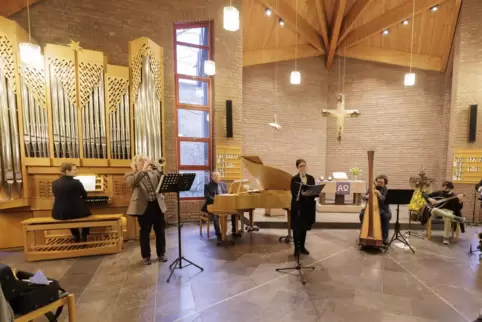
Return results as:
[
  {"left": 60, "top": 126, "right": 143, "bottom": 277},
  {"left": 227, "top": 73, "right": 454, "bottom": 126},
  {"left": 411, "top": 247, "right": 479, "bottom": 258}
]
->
[
  {"left": 426, "top": 217, "right": 461, "bottom": 241},
  {"left": 199, "top": 212, "right": 210, "bottom": 238},
  {"left": 21, "top": 215, "right": 124, "bottom": 262},
  {"left": 15, "top": 293, "right": 76, "bottom": 322}
]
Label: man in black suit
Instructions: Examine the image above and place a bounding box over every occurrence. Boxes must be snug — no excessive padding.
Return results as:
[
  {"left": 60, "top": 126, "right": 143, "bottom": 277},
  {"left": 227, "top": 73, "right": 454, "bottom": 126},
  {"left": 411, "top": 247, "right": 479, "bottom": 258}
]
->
[
  {"left": 51, "top": 163, "right": 91, "bottom": 242},
  {"left": 202, "top": 170, "right": 239, "bottom": 241},
  {"left": 290, "top": 159, "right": 316, "bottom": 256}
]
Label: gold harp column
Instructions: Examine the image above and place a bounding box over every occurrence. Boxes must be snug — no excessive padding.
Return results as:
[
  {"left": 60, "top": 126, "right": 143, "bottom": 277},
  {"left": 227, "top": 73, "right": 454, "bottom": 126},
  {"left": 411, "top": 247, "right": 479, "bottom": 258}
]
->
[
  {"left": 76, "top": 49, "right": 107, "bottom": 167},
  {"left": 44, "top": 44, "right": 80, "bottom": 166},
  {"left": 128, "top": 37, "right": 165, "bottom": 162},
  {"left": 0, "top": 17, "right": 31, "bottom": 208},
  {"left": 105, "top": 65, "right": 130, "bottom": 167}
]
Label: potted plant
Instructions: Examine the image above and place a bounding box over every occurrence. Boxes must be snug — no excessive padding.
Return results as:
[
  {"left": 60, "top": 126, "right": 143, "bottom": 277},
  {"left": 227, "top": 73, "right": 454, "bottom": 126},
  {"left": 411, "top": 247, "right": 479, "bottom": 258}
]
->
[{"left": 349, "top": 167, "right": 361, "bottom": 181}]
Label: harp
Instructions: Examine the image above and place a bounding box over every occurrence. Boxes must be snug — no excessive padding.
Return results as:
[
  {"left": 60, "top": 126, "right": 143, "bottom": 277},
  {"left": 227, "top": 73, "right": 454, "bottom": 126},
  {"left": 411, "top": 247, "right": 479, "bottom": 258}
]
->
[{"left": 359, "top": 151, "right": 383, "bottom": 247}]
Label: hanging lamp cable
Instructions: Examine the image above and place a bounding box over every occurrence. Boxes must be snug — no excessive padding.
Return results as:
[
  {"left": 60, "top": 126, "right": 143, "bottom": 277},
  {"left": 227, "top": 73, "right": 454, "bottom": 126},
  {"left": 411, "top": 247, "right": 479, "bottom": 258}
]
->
[
  {"left": 295, "top": 0, "right": 298, "bottom": 71},
  {"left": 26, "top": 0, "right": 31, "bottom": 42},
  {"left": 409, "top": 0, "right": 416, "bottom": 73}
]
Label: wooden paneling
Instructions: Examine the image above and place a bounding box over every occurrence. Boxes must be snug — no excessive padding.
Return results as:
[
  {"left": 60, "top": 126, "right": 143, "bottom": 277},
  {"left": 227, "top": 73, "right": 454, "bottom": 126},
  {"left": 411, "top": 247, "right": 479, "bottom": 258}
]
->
[
  {"left": 0, "top": 0, "right": 44, "bottom": 17},
  {"left": 0, "top": 211, "right": 32, "bottom": 249},
  {"left": 242, "top": 0, "right": 460, "bottom": 72}
]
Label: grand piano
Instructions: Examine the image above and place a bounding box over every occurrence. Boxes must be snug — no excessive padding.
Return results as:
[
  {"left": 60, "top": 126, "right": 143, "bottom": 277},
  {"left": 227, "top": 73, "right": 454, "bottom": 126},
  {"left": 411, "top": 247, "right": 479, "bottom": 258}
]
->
[{"left": 207, "top": 156, "right": 293, "bottom": 243}]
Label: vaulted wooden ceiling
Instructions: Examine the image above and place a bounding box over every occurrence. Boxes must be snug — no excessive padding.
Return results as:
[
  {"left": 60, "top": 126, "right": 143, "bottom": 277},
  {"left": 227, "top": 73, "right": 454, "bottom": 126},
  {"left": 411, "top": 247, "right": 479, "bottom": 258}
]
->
[{"left": 243, "top": 0, "right": 462, "bottom": 72}]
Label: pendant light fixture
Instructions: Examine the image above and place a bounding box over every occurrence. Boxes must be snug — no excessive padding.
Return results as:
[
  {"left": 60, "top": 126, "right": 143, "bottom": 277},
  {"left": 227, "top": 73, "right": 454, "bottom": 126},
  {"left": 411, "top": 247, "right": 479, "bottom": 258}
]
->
[
  {"left": 404, "top": 0, "right": 416, "bottom": 86},
  {"left": 204, "top": 1, "right": 216, "bottom": 75},
  {"left": 223, "top": 0, "right": 239, "bottom": 32},
  {"left": 290, "top": 0, "right": 300, "bottom": 85},
  {"left": 19, "top": 0, "right": 41, "bottom": 66}
]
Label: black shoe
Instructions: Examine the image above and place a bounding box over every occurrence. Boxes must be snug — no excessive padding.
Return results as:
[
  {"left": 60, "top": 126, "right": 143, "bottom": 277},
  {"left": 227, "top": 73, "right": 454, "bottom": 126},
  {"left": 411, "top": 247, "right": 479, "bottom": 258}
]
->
[
  {"left": 81, "top": 235, "right": 88, "bottom": 243},
  {"left": 157, "top": 255, "right": 168, "bottom": 262},
  {"left": 72, "top": 235, "right": 80, "bottom": 243},
  {"left": 232, "top": 232, "right": 242, "bottom": 237},
  {"left": 300, "top": 248, "right": 310, "bottom": 255},
  {"left": 143, "top": 257, "right": 152, "bottom": 265}
]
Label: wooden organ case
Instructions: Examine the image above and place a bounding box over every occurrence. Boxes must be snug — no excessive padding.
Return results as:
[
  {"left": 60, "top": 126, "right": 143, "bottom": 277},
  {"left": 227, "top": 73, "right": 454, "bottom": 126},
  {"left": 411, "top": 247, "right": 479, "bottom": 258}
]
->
[{"left": 0, "top": 17, "right": 166, "bottom": 249}]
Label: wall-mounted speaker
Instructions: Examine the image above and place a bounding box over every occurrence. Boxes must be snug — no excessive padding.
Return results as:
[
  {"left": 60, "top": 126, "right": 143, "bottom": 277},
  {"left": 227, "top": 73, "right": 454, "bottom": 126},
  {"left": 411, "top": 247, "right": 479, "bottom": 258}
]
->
[
  {"left": 468, "top": 104, "right": 478, "bottom": 142},
  {"left": 226, "top": 100, "right": 233, "bottom": 138}
]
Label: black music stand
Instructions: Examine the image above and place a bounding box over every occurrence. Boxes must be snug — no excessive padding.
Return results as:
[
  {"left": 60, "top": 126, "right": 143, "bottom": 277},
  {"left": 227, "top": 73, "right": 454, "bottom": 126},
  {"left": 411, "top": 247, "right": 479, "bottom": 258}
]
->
[
  {"left": 386, "top": 189, "right": 415, "bottom": 254},
  {"left": 157, "top": 173, "right": 204, "bottom": 282},
  {"left": 276, "top": 182, "right": 325, "bottom": 285}
]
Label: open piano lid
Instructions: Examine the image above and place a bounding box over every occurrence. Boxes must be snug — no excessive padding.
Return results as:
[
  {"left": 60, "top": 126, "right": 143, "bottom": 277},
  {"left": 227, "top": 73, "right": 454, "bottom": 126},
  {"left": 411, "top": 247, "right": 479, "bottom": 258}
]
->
[{"left": 241, "top": 156, "right": 291, "bottom": 191}]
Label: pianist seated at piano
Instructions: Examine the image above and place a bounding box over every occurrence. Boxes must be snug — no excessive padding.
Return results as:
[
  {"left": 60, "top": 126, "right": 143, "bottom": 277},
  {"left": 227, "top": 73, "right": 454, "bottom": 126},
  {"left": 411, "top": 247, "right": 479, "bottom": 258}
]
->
[{"left": 202, "top": 170, "right": 241, "bottom": 242}]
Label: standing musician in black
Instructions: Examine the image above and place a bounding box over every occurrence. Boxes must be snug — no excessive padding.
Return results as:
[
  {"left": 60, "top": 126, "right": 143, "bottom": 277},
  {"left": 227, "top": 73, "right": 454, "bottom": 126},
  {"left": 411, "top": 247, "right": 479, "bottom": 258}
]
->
[
  {"left": 423, "top": 180, "right": 465, "bottom": 245},
  {"left": 51, "top": 162, "right": 91, "bottom": 242},
  {"left": 290, "top": 159, "right": 316, "bottom": 256}
]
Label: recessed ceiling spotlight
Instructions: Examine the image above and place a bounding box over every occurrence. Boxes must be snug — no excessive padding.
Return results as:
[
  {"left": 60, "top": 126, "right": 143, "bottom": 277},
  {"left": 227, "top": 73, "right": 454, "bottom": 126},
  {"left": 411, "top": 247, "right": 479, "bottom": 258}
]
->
[
  {"left": 382, "top": 29, "right": 389, "bottom": 35},
  {"left": 402, "top": 19, "right": 409, "bottom": 25},
  {"left": 265, "top": 8, "right": 272, "bottom": 16},
  {"left": 279, "top": 19, "right": 285, "bottom": 26},
  {"left": 430, "top": 5, "right": 438, "bottom": 12}
]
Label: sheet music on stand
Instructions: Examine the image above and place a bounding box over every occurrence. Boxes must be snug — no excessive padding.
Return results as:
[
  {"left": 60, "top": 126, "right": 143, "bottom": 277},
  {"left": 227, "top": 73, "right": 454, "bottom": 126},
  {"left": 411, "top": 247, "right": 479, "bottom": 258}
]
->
[
  {"left": 301, "top": 184, "right": 325, "bottom": 196},
  {"left": 156, "top": 173, "right": 196, "bottom": 194}
]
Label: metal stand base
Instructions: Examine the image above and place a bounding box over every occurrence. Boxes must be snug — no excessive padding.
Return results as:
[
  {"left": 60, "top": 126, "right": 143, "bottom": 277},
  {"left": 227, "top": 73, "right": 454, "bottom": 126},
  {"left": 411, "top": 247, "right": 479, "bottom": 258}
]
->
[
  {"left": 279, "top": 235, "right": 292, "bottom": 243},
  {"left": 167, "top": 256, "right": 204, "bottom": 282},
  {"left": 388, "top": 204, "right": 415, "bottom": 254},
  {"left": 167, "top": 192, "right": 204, "bottom": 282},
  {"left": 276, "top": 253, "right": 315, "bottom": 285}
]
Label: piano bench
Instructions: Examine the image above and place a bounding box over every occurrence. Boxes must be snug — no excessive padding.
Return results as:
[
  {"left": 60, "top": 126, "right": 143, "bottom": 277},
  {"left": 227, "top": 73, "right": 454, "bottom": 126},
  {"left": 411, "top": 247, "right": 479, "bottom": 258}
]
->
[{"left": 200, "top": 212, "right": 211, "bottom": 238}]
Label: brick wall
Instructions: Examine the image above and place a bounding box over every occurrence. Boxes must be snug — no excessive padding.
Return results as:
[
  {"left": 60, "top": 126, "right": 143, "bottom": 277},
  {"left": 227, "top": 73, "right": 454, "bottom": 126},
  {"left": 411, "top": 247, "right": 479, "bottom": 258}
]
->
[
  {"left": 243, "top": 57, "right": 328, "bottom": 179},
  {"left": 447, "top": 0, "right": 482, "bottom": 221},
  {"left": 12, "top": 0, "right": 243, "bottom": 222},
  {"left": 326, "top": 57, "right": 448, "bottom": 188}
]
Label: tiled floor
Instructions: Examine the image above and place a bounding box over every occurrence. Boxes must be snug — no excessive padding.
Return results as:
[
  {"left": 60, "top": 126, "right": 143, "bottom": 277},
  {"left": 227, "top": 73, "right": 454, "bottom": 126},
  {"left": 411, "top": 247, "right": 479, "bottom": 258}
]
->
[{"left": 1, "top": 223, "right": 482, "bottom": 322}]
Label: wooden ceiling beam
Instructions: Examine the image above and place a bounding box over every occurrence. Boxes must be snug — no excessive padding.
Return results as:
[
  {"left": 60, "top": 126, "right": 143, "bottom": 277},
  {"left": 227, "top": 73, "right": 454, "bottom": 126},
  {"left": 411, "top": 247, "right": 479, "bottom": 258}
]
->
[
  {"left": 0, "top": 0, "right": 44, "bottom": 17},
  {"left": 326, "top": 0, "right": 346, "bottom": 69},
  {"left": 255, "top": 0, "right": 324, "bottom": 52},
  {"left": 338, "top": 0, "right": 372, "bottom": 45},
  {"left": 314, "top": 0, "right": 329, "bottom": 51},
  {"left": 340, "top": 45, "right": 442, "bottom": 71},
  {"left": 340, "top": 0, "right": 448, "bottom": 49},
  {"left": 243, "top": 44, "right": 322, "bottom": 67},
  {"left": 441, "top": 0, "right": 462, "bottom": 72}
]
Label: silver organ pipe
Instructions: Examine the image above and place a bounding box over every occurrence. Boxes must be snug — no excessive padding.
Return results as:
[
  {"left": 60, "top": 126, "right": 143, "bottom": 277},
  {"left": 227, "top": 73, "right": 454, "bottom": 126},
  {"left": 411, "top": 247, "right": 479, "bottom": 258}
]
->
[
  {"left": 134, "top": 55, "right": 162, "bottom": 160},
  {"left": 0, "top": 60, "right": 22, "bottom": 199},
  {"left": 49, "top": 64, "right": 79, "bottom": 159},
  {"left": 82, "top": 74, "right": 107, "bottom": 159}
]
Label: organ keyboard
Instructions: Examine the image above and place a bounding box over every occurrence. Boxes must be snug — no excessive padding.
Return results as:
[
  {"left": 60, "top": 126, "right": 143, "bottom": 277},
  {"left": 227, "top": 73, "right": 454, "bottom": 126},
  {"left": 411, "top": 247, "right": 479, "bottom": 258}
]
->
[{"left": 207, "top": 156, "right": 293, "bottom": 242}]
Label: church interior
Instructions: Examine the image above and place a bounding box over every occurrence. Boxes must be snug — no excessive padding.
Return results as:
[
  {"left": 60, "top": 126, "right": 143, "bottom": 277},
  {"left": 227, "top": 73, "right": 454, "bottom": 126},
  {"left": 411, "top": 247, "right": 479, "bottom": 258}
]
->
[{"left": 1, "top": 0, "right": 482, "bottom": 321}]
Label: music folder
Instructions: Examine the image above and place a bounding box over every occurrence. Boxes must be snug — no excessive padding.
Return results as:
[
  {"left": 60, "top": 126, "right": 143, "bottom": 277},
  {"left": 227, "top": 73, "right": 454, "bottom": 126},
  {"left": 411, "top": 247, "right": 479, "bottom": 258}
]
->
[{"left": 301, "top": 184, "right": 325, "bottom": 196}]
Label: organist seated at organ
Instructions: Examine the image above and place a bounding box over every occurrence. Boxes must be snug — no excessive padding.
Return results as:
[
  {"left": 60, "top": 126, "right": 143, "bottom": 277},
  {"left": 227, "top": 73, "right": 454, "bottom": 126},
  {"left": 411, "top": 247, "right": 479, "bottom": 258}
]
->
[
  {"left": 51, "top": 163, "right": 91, "bottom": 242},
  {"left": 202, "top": 170, "right": 241, "bottom": 242}
]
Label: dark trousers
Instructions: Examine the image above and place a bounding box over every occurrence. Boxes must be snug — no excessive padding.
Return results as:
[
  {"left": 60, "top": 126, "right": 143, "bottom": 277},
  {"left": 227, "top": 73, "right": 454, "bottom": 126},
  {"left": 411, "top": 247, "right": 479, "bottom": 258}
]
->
[
  {"left": 70, "top": 228, "right": 90, "bottom": 240},
  {"left": 359, "top": 211, "right": 391, "bottom": 241},
  {"left": 209, "top": 213, "right": 237, "bottom": 237},
  {"left": 292, "top": 214, "right": 307, "bottom": 252},
  {"left": 137, "top": 201, "right": 166, "bottom": 259}
]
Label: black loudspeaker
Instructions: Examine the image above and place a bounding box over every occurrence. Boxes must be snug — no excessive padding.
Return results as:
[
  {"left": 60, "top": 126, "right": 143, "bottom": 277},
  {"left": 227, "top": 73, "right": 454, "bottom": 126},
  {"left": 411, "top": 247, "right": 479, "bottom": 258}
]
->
[
  {"left": 468, "top": 104, "right": 478, "bottom": 142},
  {"left": 226, "top": 100, "right": 233, "bottom": 138}
]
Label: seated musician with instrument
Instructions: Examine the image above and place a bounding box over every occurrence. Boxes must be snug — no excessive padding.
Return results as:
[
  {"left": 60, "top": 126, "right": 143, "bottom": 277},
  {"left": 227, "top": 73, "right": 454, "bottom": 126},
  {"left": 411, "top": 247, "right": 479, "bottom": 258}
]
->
[
  {"left": 359, "top": 175, "right": 391, "bottom": 245},
  {"left": 202, "top": 170, "right": 241, "bottom": 242},
  {"left": 423, "top": 181, "right": 465, "bottom": 245}
]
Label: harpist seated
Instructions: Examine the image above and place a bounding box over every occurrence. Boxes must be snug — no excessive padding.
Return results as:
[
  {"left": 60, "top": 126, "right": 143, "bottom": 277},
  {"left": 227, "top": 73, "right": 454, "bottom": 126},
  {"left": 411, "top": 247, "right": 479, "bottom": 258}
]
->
[{"left": 202, "top": 170, "right": 240, "bottom": 242}]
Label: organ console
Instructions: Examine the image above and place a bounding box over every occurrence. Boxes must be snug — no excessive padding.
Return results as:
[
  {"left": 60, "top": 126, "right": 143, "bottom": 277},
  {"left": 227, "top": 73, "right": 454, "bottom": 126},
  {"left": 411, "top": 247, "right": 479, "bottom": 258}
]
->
[
  {"left": 207, "top": 156, "right": 293, "bottom": 242},
  {"left": 0, "top": 17, "right": 165, "bottom": 249}
]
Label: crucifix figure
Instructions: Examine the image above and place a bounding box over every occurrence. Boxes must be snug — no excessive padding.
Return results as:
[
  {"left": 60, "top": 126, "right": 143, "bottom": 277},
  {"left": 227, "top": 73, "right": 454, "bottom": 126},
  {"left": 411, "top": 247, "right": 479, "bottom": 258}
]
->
[{"left": 322, "top": 93, "right": 360, "bottom": 141}]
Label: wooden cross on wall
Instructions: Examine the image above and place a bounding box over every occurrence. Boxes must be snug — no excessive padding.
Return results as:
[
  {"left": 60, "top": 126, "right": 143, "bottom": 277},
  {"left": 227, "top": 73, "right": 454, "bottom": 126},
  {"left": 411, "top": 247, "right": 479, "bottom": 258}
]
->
[
  {"left": 409, "top": 169, "right": 434, "bottom": 191},
  {"left": 322, "top": 94, "right": 360, "bottom": 141}
]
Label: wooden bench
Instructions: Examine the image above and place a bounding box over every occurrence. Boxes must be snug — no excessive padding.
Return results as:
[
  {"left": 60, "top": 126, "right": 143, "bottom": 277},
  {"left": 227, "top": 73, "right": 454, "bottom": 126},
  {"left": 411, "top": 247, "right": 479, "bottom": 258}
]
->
[
  {"left": 21, "top": 215, "right": 124, "bottom": 262},
  {"left": 15, "top": 293, "right": 76, "bottom": 322}
]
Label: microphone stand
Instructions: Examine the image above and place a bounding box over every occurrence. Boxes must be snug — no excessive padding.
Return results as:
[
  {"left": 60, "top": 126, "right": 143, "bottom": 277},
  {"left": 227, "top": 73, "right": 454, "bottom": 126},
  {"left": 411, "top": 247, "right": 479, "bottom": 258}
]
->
[{"left": 275, "top": 176, "right": 315, "bottom": 285}]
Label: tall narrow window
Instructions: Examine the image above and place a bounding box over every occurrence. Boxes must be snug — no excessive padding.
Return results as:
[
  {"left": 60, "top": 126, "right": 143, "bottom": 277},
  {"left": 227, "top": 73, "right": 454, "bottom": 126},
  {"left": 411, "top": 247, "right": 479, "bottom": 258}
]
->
[{"left": 174, "top": 23, "right": 213, "bottom": 199}]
